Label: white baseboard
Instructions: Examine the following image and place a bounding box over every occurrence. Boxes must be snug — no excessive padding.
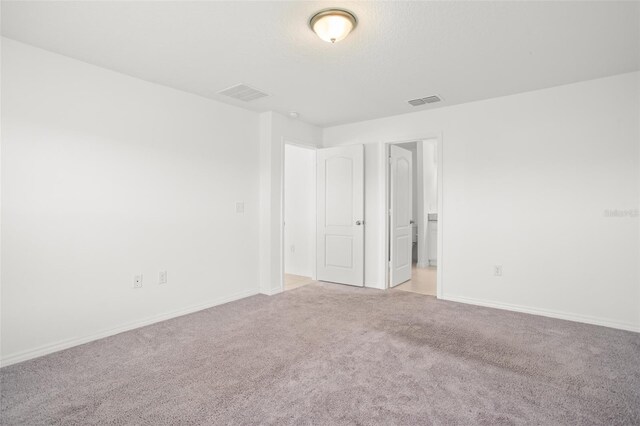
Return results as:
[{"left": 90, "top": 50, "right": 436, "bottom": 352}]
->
[
  {"left": 260, "top": 286, "right": 283, "bottom": 296},
  {"left": 365, "top": 283, "right": 386, "bottom": 290},
  {"left": 1, "top": 288, "right": 259, "bottom": 368},
  {"left": 442, "top": 294, "right": 640, "bottom": 333}
]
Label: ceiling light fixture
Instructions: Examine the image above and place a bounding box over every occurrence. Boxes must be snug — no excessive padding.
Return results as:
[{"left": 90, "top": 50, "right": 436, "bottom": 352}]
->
[{"left": 309, "top": 8, "right": 357, "bottom": 43}]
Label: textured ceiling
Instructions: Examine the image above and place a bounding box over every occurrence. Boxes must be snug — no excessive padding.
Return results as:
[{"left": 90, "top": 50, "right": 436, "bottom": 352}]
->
[{"left": 2, "top": 1, "right": 639, "bottom": 127}]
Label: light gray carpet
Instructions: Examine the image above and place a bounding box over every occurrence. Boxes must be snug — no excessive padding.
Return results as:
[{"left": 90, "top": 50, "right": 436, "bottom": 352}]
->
[{"left": 1, "top": 282, "right": 639, "bottom": 425}]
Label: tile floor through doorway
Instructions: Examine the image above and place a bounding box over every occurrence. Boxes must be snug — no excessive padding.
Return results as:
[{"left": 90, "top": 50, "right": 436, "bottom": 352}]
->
[
  {"left": 284, "top": 274, "right": 314, "bottom": 291},
  {"left": 394, "top": 264, "right": 437, "bottom": 296}
]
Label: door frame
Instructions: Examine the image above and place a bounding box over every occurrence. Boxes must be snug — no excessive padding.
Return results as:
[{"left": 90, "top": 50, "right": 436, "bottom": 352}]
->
[
  {"left": 280, "top": 141, "right": 318, "bottom": 293},
  {"left": 382, "top": 136, "right": 443, "bottom": 298}
]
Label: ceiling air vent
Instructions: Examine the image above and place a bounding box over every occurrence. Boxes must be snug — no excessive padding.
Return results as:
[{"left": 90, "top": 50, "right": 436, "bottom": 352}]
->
[
  {"left": 408, "top": 98, "right": 426, "bottom": 106},
  {"left": 408, "top": 95, "right": 442, "bottom": 107},
  {"left": 218, "top": 84, "right": 269, "bottom": 102},
  {"left": 423, "top": 95, "right": 442, "bottom": 104}
]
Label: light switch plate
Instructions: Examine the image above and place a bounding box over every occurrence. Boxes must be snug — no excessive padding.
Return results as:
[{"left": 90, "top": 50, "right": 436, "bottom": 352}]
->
[{"left": 494, "top": 265, "right": 503, "bottom": 277}]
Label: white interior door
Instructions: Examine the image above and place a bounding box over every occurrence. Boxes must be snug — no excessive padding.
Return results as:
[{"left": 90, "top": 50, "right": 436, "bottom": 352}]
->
[
  {"left": 390, "top": 145, "right": 413, "bottom": 287},
  {"left": 316, "top": 145, "right": 364, "bottom": 286}
]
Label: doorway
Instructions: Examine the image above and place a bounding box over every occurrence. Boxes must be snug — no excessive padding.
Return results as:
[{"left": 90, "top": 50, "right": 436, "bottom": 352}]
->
[
  {"left": 386, "top": 139, "right": 440, "bottom": 296},
  {"left": 283, "top": 143, "right": 316, "bottom": 291}
]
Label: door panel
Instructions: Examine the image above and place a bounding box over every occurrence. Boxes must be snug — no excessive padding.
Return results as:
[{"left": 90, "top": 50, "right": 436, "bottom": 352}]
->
[
  {"left": 317, "top": 145, "right": 364, "bottom": 286},
  {"left": 325, "top": 235, "right": 353, "bottom": 268},
  {"left": 390, "top": 145, "right": 413, "bottom": 287},
  {"left": 325, "top": 157, "right": 353, "bottom": 227}
]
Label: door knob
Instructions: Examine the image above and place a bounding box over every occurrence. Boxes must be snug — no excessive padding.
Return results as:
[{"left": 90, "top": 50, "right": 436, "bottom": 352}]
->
[
  {"left": 410, "top": 220, "right": 415, "bottom": 224},
  {"left": 356, "top": 220, "right": 364, "bottom": 226}
]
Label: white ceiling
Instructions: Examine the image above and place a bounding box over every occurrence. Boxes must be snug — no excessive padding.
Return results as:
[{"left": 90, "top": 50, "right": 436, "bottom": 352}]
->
[{"left": 2, "top": 1, "right": 639, "bottom": 127}]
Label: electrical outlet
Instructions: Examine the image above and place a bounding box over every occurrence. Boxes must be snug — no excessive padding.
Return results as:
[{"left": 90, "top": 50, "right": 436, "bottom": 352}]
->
[
  {"left": 159, "top": 270, "right": 167, "bottom": 285},
  {"left": 133, "top": 274, "right": 143, "bottom": 288},
  {"left": 494, "top": 265, "right": 503, "bottom": 277},
  {"left": 290, "top": 245, "right": 295, "bottom": 253},
  {"left": 236, "top": 202, "right": 244, "bottom": 214}
]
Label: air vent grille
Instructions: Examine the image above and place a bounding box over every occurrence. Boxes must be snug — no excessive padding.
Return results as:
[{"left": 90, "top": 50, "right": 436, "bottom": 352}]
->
[
  {"left": 218, "top": 84, "right": 268, "bottom": 102},
  {"left": 423, "top": 95, "right": 442, "bottom": 103},
  {"left": 408, "top": 95, "right": 442, "bottom": 106}
]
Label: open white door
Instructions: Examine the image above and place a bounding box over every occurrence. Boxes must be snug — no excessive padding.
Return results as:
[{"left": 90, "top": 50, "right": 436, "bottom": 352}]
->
[
  {"left": 316, "top": 145, "right": 364, "bottom": 286},
  {"left": 390, "top": 145, "right": 413, "bottom": 287}
]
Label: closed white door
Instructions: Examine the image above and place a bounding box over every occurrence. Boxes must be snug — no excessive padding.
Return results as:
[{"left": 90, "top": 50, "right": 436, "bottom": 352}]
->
[
  {"left": 316, "top": 145, "right": 364, "bottom": 286},
  {"left": 390, "top": 145, "right": 413, "bottom": 287}
]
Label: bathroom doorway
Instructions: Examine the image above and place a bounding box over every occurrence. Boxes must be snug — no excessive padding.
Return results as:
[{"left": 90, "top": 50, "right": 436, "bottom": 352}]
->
[
  {"left": 283, "top": 143, "right": 316, "bottom": 291},
  {"left": 386, "top": 140, "right": 439, "bottom": 296}
]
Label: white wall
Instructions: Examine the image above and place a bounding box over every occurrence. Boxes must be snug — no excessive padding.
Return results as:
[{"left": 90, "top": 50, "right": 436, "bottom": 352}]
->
[
  {"left": 420, "top": 139, "right": 438, "bottom": 267},
  {"left": 284, "top": 145, "right": 315, "bottom": 277},
  {"left": 362, "top": 143, "right": 385, "bottom": 288},
  {"left": 323, "top": 72, "right": 640, "bottom": 332},
  {"left": 1, "top": 39, "right": 261, "bottom": 364},
  {"left": 422, "top": 141, "right": 438, "bottom": 214},
  {"left": 414, "top": 140, "right": 439, "bottom": 268},
  {"left": 258, "top": 111, "right": 322, "bottom": 295}
]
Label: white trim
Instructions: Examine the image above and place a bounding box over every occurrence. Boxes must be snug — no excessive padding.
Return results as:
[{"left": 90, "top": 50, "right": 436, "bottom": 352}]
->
[
  {"left": 442, "top": 294, "right": 640, "bottom": 333},
  {"left": 435, "top": 133, "right": 444, "bottom": 299},
  {"left": 415, "top": 142, "right": 426, "bottom": 268},
  {"left": 1, "top": 288, "right": 259, "bottom": 367},
  {"left": 260, "top": 287, "right": 283, "bottom": 296},
  {"left": 377, "top": 143, "right": 388, "bottom": 290}
]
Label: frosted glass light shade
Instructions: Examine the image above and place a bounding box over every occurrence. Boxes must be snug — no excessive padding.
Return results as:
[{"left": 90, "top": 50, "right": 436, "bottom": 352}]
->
[{"left": 310, "top": 9, "right": 357, "bottom": 43}]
